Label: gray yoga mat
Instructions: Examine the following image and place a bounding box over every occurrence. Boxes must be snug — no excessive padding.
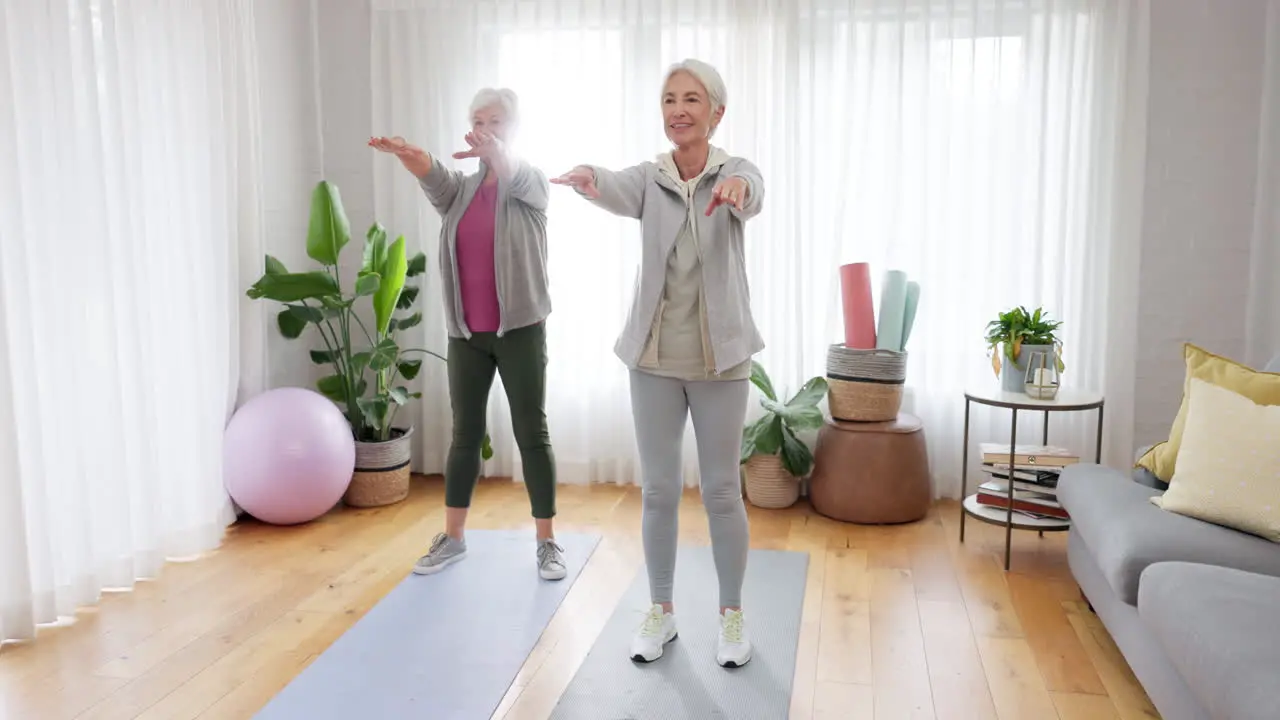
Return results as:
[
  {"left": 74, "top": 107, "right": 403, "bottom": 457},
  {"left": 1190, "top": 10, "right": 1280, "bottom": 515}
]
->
[
  {"left": 254, "top": 530, "right": 601, "bottom": 720},
  {"left": 550, "top": 547, "right": 809, "bottom": 720}
]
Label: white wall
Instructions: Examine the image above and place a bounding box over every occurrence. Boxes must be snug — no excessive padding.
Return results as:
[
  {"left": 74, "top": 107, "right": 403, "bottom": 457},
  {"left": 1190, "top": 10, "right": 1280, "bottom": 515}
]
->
[
  {"left": 286, "top": 0, "right": 1277, "bottom": 455},
  {"left": 1133, "top": 0, "right": 1273, "bottom": 446}
]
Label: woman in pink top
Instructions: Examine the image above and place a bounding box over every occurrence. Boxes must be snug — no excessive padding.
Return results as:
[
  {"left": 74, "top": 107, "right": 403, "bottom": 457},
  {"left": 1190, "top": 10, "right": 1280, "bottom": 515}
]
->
[{"left": 369, "top": 89, "right": 563, "bottom": 581}]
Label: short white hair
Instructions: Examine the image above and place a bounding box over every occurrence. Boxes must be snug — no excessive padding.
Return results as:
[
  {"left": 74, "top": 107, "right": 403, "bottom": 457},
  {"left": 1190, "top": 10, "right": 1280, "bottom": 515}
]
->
[
  {"left": 663, "top": 59, "right": 727, "bottom": 137},
  {"left": 469, "top": 87, "right": 519, "bottom": 129},
  {"left": 663, "top": 58, "right": 727, "bottom": 113}
]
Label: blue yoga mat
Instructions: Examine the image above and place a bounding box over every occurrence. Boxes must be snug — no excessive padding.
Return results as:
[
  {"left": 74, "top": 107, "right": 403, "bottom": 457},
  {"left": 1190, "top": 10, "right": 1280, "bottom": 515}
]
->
[
  {"left": 550, "top": 547, "right": 810, "bottom": 720},
  {"left": 876, "top": 269, "right": 910, "bottom": 351},
  {"left": 254, "top": 530, "right": 601, "bottom": 720}
]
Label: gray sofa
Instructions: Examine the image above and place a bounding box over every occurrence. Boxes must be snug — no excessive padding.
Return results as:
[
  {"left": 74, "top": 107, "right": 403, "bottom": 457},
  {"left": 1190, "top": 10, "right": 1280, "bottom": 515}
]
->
[{"left": 1057, "top": 355, "right": 1280, "bottom": 720}]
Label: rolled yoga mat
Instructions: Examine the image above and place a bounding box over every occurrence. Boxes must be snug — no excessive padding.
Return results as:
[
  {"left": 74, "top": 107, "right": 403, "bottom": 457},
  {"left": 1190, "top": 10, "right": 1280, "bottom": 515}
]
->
[
  {"left": 253, "top": 530, "right": 601, "bottom": 720},
  {"left": 549, "top": 547, "right": 809, "bottom": 720},
  {"left": 900, "top": 280, "right": 921, "bottom": 351},
  {"left": 839, "top": 262, "right": 877, "bottom": 348},
  {"left": 875, "top": 270, "right": 909, "bottom": 351}
]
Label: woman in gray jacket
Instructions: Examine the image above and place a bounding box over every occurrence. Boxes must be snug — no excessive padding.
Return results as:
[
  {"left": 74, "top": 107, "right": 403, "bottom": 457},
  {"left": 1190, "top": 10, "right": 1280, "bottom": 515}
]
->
[
  {"left": 369, "top": 88, "right": 565, "bottom": 582},
  {"left": 553, "top": 59, "right": 765, "bottom": 668}
]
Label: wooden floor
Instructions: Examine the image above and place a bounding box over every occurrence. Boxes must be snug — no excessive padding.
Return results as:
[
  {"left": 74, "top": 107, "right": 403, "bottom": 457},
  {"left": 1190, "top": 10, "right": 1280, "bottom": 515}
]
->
[{"left": 0, "top": 476, "right": 1160, "bottom": 720}]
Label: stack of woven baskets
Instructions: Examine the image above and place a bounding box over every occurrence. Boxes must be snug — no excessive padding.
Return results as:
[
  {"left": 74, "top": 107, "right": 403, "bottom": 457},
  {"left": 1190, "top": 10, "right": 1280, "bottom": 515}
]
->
[{"left": 826, "top": 344, "right": 907, "bottom": 422}]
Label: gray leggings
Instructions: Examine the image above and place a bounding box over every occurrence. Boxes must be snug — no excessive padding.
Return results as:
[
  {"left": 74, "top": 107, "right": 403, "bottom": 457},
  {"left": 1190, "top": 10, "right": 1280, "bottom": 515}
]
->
[{"left": 629, "top": 370, "right": 751, "bottom": 609}]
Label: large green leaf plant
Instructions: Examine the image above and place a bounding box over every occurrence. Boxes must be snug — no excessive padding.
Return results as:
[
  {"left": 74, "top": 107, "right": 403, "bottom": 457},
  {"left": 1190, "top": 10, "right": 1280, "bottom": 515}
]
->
[
  {"left": 246, "top": 181, "right": 491, "bottom": 457},
  {"left": 984, "top": 305, "right": 1066, "bottom": 377},
  {"left": 740, "top": 361, "right": 829, "bottom": 477}
]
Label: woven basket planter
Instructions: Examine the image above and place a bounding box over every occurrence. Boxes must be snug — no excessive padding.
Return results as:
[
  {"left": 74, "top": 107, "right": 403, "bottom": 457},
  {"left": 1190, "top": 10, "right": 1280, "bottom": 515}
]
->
[
  {"left": 345, "top": 426, "right": 414, "bottom": 508},
  {"left": 742, "top": 453, "right": 800, "bottom": 509},
  {"left": 826, "top": 345, "right": 907, "bottom": 422}
]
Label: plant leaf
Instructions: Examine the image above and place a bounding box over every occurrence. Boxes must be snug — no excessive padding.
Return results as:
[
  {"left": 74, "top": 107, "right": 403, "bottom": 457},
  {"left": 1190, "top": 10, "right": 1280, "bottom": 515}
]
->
[
  {"left": 355, "top": 271, "right": 381, "bottom": 297},
  {"left": 316, "top": 374, "right": 348, "bottom": 404},
  {"left": 389, "top": 386, "right": 410, "bottom": 405},
  {"left": 398, "top": 359, "right": 423, "bottom": 380},
  {"left": 373, "top": 236, "right": 408, "bottom": 335},
  {"left": 285, "top": 304, "right": 324, "bottom": 324},
  {"left": 306, "top": 181, "right": 351, "bottom": 266},
  {"left": 779, "top": 425, "right": 813, "bottom": 477},
  {"left": 310, "top": 349, "right": 335, "bottom": 364},
  {"left": 395, "top": 312, "right": 422, "bottom": 332},
  {"left": 246, "top": 271, "right": 341, "bottom": 302},
  {"left": 369, "top": 338, "right": 398, "bottom": 371},
  {"left": 264, "top": 255, "right": 288, "bottom": 275},
  {"left": 350, "top": 351, "right": 372, "bottom": 378},
  {"left": 755, "top": 416, "right": 783, "bottom": 456},
  {"left": 397, "top": 285, "right": 420, "bottom": 310},
  {"left": 786, "top": 376, "right": 829, "bottom": 410},
  {"left": 406, "top": 252, "right": 427, "bottom": 277},
  {"left": 357, "top": 396, "right": 389, "bottom": 432},
  {"left": 277, "top": 309, "right": 306, "bottom": 339},
  {"left": 362, "top": 223, "right": 388, "bottom": 276},
  {"left": 481, "top": 434, "right": 494, "bottom": 461},
  {"left": 740, "top": 414, "right": 771, "bottom": 462},
  {"left": 748, "top": 360, "right": 777, "bottom": 402}
]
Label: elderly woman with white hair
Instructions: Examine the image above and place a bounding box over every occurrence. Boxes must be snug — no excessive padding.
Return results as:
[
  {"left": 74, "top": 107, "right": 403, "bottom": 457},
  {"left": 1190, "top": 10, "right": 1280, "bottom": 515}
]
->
[
  {"left": 369, "top": 88, "right": 565, "bottom": 582},
  {"left": 553, "top": 59, "right": 765, "bottom": 668}
]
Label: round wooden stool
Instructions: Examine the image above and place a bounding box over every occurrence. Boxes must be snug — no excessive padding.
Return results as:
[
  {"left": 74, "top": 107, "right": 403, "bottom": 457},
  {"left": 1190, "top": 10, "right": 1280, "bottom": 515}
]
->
[{"left": 808, "top": 412, "right": 931, "bottom": 524}]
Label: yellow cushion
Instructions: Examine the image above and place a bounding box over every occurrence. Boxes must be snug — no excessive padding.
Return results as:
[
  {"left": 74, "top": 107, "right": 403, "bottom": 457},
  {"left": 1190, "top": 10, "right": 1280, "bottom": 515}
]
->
[
  {"left": 1136, "top": 343, "right": 1280, "bottom": 482},
  {"left": 1151, "top": 378, "right": 1280, "bottom": 542}
]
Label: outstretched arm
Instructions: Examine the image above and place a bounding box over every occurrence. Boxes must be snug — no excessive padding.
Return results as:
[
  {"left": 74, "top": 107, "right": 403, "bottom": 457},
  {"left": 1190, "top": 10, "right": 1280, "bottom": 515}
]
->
[
  {"left": 369, "top": 135, "right": 463, "bottom": 214},
  {"left": 551, "top": 164, "right": 647, "bottom": 219},
  {"left": 705, "top": 159, "right": 764, "bottom": 221},
  {"left": 449, "top": 130, "right": 548, "bottom": 211}
]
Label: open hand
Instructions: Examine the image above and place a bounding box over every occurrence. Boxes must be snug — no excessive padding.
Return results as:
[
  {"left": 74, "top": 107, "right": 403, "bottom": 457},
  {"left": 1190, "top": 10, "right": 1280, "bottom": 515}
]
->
[
  {"left": 368, "top": 136, "right": 431, "bottom": 177},
  {"left": 550, "top": 166, "right": 600, "bottom": 199},
  {"left": 452, "top": 130, "right": 503, "bottom": 161},
  {"left": 705, "top": 176, "right": 749, "bottom": 216}
]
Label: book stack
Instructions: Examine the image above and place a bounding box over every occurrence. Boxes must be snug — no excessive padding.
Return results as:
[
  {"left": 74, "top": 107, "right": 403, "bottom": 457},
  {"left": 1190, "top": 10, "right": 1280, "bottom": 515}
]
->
[{"left": 975, "top": 443, "right": 1079, "bottom": 521}]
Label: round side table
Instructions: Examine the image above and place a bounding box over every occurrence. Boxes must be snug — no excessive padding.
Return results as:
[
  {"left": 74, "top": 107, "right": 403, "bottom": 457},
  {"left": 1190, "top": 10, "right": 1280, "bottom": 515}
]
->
[
  {"left": 958, "top": 387, "right": 1104, "bottom": 570},
  {"left": 809, "top": 413, "right": 932, "bottom": 524}
]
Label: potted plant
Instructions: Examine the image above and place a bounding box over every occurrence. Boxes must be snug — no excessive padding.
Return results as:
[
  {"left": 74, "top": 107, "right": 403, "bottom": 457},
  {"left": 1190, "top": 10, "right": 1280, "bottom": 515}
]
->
[
  {"left": 739, "top": 361, "right": 828, "bottom": 509},
  {"left": 984, "top": 305, "right": 1066, "bottom": 393},
  {"left": 246, "top": 181, "right": 491, "bottom": 508}
]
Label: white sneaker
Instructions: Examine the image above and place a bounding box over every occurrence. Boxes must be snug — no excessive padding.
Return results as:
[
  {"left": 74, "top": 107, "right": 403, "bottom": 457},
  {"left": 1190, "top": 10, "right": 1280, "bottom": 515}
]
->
[
  {"left": 629, "top": 604, "right": 678, "bottom": 663},
  {"left": 717, "top": 609, "right": 752, "bottom": 668},
  {"left": 413, "top": 533, "right": 467, "bottom": 575},
  {"left": 537, "top": 539, "right": 567, "bottom": 581}
]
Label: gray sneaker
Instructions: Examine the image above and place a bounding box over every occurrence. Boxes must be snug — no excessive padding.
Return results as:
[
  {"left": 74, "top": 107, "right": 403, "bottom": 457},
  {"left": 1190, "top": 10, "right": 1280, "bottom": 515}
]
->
[
  {"left": 537, "top": 539, "right": 567, "bottom": 581},
  {"left": 413, "top": 533, "right": 467, "bottom": 575}
]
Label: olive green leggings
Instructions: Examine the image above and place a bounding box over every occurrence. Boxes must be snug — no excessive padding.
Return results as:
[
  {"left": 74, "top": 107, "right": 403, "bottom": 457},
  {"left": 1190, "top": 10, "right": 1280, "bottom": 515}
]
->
[{"left": 444, "top": 322, "right": 556, "bottom": 518}]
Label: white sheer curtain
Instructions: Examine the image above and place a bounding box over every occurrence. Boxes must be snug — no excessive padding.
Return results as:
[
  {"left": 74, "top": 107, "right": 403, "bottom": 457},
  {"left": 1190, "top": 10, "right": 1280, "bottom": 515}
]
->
[
  {"left": 371, "top": 0, "right": 1148, "bottom": 495},
  {"left": 1247, "top": 0, "right": 1280, "bottom": 369},
  {"left": 0, "top": 0, "right": 263, "bottom": 643}
]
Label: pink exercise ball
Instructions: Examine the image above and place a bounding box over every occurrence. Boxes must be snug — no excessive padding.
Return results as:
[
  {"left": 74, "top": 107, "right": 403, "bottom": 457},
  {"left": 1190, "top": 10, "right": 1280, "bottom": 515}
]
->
[{"left": 223, "top": 386, "right": 355, "bottom": 525}]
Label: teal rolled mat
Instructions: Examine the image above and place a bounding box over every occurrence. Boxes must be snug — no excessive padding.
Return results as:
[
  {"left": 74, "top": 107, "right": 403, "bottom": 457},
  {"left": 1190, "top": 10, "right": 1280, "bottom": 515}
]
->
[
  {"left": 875, "top": 270, "right": 908, "bottom": 351},
  {"left": 900, "top": 280, "right": 920, "bottom": 352}
]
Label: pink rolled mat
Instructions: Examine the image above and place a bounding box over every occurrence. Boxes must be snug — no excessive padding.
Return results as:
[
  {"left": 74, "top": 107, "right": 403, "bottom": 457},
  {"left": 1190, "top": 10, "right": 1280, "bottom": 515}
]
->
[{"left": 839, "top": 262, "right": 877, "bottom": 348}]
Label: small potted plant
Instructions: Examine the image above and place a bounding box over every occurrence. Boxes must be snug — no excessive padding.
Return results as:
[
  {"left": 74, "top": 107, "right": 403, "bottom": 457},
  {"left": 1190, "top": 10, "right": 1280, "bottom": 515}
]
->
[
  {"left": 739, "top": 361, "right": 828, "bottom": 509},
  {"left": 246, "top": 181, "right": 491, "bottom": 508},
  {"left": 984, "top": 305, "right": 1066, "bottom": 393}
]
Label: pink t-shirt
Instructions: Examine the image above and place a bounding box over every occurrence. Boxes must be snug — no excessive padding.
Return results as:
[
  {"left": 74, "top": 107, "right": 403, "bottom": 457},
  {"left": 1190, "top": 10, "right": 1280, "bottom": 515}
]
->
[{"left": 455, "top": 183, "right": 501, "bottom": 333}]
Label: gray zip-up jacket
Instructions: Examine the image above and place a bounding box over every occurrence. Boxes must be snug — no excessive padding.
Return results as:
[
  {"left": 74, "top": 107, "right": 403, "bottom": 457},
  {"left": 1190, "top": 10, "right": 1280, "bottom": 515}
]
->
[
  {"left": 418, "top": 153, "right": 550, "bottom": 338},
  {"left": 581, "top": 154, "right": 766, "bottom": 373}
]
